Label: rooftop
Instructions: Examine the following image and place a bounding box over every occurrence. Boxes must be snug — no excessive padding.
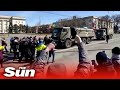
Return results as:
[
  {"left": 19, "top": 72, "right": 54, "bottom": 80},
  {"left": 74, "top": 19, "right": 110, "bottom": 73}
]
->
[{"left": 0, "top": 15, "right": 26, "bottom": 20}]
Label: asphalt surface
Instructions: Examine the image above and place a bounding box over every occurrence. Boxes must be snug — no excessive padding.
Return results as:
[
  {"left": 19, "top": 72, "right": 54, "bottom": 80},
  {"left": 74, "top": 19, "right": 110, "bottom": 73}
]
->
[
  {"left": 51, "top": 34, "right": 120, "bottom": 76},
  {"left": 0, "top": 34, "right": 120, "bottom": 77}
]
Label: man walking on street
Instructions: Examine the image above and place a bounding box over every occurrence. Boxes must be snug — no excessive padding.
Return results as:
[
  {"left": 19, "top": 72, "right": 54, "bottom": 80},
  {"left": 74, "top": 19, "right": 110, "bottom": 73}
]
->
[{"left": 106, "top": 35, "right": 109, "bottom": 44}]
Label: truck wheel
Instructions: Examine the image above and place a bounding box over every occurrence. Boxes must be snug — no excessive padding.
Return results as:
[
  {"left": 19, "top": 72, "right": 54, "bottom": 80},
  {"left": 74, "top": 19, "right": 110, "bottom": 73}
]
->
[
  {"left": 82, "top": 38, "right": 87, "bottom": 44},
  {"left": 65, "top": 39, "right": 72, "bottom": 48},
  {"left": 89, "top": 38, "right": 92, "bottom": 42},
  {"left": 86, "top": 38, "right": 91, "bottom": 44},
  {"left": 103, "top": 36, "right": 106, "bottom": 40}
]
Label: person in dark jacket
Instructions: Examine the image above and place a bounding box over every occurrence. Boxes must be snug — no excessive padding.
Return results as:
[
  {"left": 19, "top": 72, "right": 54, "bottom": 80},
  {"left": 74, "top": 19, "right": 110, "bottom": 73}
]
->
[
  {"left": 13, "top": 38, "right": 19, "bottom": 61},
  {"left": 44, "top": 35, "right": 49, "bottom": 45},
  {"left": 19, "top": 38, "right": 26, "bottom": 62},
  {"left": 111, "top": 47, "right": 120, "bottom": 77},
  {"left": 93, "top": 51, "right": 117, "bottom": 78},
  {"left": 106, "top": 35, "right": 110, "bottom": 44},
  {"left": 29, "top": 39, "right": 36, "bottom": 64},
  {"left": 10, "top": 37, "right": 14, "bottom": 53}
]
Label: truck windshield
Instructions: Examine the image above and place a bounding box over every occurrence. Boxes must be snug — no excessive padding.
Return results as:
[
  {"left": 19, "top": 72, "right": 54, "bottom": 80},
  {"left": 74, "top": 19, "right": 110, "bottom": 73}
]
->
[
  {"left": 96, "top": 30, "right": 104, "bottom": 33},
  {"left": 95, "top": 30, "right": 105, "bottom": 36},
  {"left": 53, "top": 28, "right": 62, "bottom": 33},
  {"left": 97, "top": 30, "right": 104, "bottom": 32},
  {"left": 52, "top": 28, "right": 62, "bottom": 37}
]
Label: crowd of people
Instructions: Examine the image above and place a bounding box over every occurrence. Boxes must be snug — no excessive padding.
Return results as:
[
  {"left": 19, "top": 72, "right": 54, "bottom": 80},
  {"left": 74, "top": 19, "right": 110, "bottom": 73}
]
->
[
  {"left": 0, "top": 34, "right": 120, "bottom": 79},
  {"left": 0, "top": 35, "right": 56, "bottom": 68},
  {"left": 46, "top": 35, "right": 120, "bottom": 78}
]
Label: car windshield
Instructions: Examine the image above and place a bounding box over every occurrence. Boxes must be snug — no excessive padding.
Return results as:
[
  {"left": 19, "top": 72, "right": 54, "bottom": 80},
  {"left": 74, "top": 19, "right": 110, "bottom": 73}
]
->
[{"left": 52, "top": 28, "right": 62, "bottom": 38}]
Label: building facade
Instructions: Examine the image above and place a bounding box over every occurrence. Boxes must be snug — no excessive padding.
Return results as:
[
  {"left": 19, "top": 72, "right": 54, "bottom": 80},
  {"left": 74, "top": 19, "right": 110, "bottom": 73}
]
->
[
  {"left": 0, "top": 15, "right": 26, "bottom": 33},
  {"left": 82, "top": 16, "right": 99, "bottom": 29},
  {"left": 83, "top": 16, "right": 114, "bottom": 30}
]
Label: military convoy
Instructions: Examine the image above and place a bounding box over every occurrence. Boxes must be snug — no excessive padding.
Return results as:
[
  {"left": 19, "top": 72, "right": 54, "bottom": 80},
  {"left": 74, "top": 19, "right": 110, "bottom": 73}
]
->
[{"left": 51, "top": 27, "right": 95, "bottom": 48}]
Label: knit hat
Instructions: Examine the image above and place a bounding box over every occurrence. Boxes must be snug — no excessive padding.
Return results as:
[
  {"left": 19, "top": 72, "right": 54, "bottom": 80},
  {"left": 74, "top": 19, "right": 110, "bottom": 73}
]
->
[
  {"left": 112, "top": 47, "right": 120, "bottom": 55},
  {"left": 96, "top": 52, "right": 108, "bottom": 64}
]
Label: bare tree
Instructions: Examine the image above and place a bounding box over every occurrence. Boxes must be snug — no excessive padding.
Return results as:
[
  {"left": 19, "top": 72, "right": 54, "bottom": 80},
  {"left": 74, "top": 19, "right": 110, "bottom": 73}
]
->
[
  {"left": 100, "top": 15, "right": 111, "bottom": 21},
  {"left": 19, "top": 24, "right": 23, "bottom": 33},
  {"left": 13, "top": 24, "right": 19, "bottom": 33},
  {"left": 111, "top": 14, "right": 120, "bottom": 25}
]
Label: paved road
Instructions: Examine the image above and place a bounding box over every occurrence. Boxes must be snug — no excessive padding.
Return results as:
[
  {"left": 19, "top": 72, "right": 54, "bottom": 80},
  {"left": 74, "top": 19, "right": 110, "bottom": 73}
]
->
[
  {"left": 0, "top": 34, "right": 120, "bottom": 77},
  {"left": 48, "top": 34, "right": 120, "bottom": 76}
]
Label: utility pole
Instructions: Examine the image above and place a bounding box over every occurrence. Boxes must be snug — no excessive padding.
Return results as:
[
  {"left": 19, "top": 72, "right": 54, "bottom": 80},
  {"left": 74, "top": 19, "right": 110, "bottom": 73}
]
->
[{"left": 36, "top": 16, "right": 41, "bottom": 33}]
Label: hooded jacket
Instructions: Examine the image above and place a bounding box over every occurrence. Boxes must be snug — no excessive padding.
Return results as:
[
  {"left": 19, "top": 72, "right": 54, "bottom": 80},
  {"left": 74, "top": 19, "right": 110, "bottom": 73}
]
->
[
  {"left": 93, "top": 61, "right": 117, "bottom": 78},
  {"left": 111, "top": 54, "right": 120, "bottom": 77}
]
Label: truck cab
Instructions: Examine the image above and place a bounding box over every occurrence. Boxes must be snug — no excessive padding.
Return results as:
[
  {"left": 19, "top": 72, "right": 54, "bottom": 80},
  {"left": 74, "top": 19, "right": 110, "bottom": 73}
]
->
[
  {"left": 51, "top": 27, "right": 76, "bottom": 48},
  {"left": 95, "top": 28, "right": 113, "bottom": 40},
  {"left": 95, "top": 29, "right": 106, "bottom": 39}
]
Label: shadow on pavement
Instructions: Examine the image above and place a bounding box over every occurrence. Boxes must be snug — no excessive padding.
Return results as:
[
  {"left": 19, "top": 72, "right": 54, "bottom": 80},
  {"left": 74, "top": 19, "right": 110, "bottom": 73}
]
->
[
  {"left": 88, "top": 48, "right": 111, "bottom": 51},
  {"left": 56, "top": 48, "right": 111, "bottom": 53},
  {"left": 98, "top": 42, "right": 108, "bottom": 44},
  {"left": 56, "top": 51, "right": 78, "bottom": 53},
  {"left": 4, "top": 60, "right": 29, "bottom": 64},
  {"left": 92, "top": 39, "right": 105, "bottom": 41}
]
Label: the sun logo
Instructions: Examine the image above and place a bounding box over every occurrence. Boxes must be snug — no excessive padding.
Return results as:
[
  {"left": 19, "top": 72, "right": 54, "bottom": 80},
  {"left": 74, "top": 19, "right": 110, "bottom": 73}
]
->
[{"left": 4, "top": 67, "right": 35, "bottom": 77}]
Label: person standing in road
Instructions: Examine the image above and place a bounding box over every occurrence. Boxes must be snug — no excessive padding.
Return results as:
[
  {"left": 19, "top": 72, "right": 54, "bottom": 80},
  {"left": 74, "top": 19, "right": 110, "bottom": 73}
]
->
[
  {"left": 44, "top": 35, "right": 49, "bottom": 45},
  {"left": 10, "top": 37, "right": 14, "bottom": 53},
  {"left": 106, "top": 35, "right": 110, "bottom": 44},
  {"left": 1, "top": 38, "right": 8, "bottom": 53},
  {"left": 13, "top": 37, "right": 19, "bottom": 61},
  {"left": 47, "top": 40, "right": 56, "bottom": 64}
]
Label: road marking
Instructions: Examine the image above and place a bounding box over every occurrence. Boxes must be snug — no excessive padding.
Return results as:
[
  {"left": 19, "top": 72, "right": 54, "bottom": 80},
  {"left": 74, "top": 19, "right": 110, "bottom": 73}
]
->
[{"left": 55, "top": 36, "right": 120, "bottom": 53}]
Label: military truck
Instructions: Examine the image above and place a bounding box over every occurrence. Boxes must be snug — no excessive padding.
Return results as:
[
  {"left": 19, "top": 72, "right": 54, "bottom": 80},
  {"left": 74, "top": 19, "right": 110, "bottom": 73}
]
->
[
  {"left": 51, "top": 27, "right": 95, "bottom": 48},
  {"left": 95, "top": 28, "right": 114, "bottom": 40}
]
